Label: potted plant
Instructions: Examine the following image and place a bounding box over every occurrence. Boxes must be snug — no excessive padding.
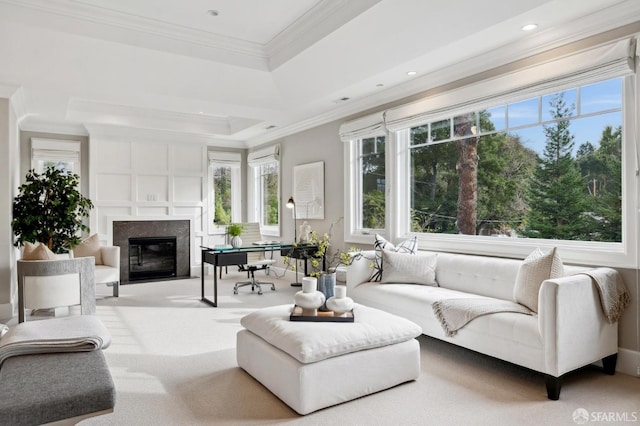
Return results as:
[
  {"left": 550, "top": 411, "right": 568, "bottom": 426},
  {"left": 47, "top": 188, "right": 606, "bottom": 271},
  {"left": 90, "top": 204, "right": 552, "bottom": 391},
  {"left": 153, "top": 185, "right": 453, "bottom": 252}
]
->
[
  {"left": 12, "top": 166, "right": 93, "bottom": 253},
  {"left": 227, "top": 223, "right": 243, "bottom": 248}
]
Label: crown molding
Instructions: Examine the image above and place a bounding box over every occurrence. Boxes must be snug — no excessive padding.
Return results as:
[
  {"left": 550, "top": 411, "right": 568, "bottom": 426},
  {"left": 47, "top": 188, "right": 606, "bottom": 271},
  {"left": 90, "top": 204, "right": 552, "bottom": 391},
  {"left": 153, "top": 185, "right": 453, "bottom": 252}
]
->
[
  {"left": 19, "top": 116, "right": 88, "bottom": 136},
  {"left": 84, "top": 123, "right": 244, "bottom": 148},
  {"left": 248, "top": 10, "right": 640, "bottom": 147},
  {"left": 67, "top": 99, "right": 261, "bottom": 136},
  {"left": 0, "top": 0, "right": 269, "bottom": 69},
  {"left": 266, "top": 0, "right": 382, "bottom": 70}
]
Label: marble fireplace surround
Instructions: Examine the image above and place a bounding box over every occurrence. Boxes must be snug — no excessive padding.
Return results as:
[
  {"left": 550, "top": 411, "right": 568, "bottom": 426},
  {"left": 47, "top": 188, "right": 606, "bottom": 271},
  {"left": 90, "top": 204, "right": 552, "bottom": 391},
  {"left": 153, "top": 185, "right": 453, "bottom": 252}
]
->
[{"left": 109, "top": 217, "right": 192, "bottom": 284}]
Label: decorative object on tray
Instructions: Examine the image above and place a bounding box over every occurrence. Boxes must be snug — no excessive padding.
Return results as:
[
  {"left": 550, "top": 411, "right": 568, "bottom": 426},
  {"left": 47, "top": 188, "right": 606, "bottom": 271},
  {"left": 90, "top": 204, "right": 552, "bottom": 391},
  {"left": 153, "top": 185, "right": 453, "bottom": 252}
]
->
[
  {"left": 293, "top": 277, "right": 325, "bottom": 315},
  {"left": 325, "top": 285, "right": 354, "bottom": 316},
  {"left": 227, "top": 223, "right": 243, "bottom": 248},
  {"left": 289, "top": 305, "right": 354, "bottom": 322},
  {"left": 317, "top": 271, "right": 336, "bottom": 311}
]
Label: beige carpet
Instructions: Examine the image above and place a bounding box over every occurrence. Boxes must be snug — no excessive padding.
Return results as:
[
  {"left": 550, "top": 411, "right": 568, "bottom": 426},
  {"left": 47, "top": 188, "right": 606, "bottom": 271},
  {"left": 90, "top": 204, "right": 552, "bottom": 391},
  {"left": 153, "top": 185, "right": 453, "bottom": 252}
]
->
[{"left": 82, "top": 270, "right": 639, "bottom": 426}]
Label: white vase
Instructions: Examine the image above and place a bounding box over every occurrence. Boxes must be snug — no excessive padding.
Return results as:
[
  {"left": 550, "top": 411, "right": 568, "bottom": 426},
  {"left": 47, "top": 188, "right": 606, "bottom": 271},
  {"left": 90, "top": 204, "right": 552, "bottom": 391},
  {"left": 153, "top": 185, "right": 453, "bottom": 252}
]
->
[
  {"left": 230, "top": 236, "right": 242, "bottom": 248},
  {"left": 295, "top": 276, "right": 325, "bottom": 309},
  {"left": 326, "top": 285, "right": 353, "bottom": 315}
]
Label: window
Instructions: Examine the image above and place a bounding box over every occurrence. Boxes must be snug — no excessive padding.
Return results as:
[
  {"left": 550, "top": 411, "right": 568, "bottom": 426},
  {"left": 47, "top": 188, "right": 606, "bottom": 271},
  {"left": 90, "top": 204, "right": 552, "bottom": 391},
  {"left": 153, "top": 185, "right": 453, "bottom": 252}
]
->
[
  {"left": 207, "top": 151, "right": 241, "bottom": 234},
  {"left": 248, "top": 145, "right": 280, "bottom": 236},
  {"left": 358, "top": 136, "right": 386, "bottom": 230},
  {"left": 31, "top": 139, "right": 80, "bottom": 176},
  {"left": 343, "top": 38, "right": 636, "bottom": 267},
  {"left": 340, "top": 112, "right": 388, "bottom": 242},
  {"left": 407, "top": 79, "right": 623, "bottom": 245}
]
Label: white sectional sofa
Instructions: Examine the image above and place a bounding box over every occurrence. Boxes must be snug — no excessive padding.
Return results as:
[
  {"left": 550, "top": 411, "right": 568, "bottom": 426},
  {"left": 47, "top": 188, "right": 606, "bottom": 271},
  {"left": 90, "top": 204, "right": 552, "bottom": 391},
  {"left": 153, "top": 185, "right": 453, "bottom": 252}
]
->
[{"left": 346, "top": 249, "right": 621, "bottom": 399}]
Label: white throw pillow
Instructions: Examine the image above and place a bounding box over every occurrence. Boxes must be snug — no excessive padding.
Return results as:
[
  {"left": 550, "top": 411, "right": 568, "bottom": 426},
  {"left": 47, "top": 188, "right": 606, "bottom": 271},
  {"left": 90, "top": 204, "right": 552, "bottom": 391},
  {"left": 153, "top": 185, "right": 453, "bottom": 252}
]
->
[
  {"left": 371, "top": 234, "right": 417, "bottom": 281},
  {"left": 380, "top": 250, "right": 438, "bottom": 286},
  {"left": 513, "top": 247, "right": 564, "bottom": 312}
]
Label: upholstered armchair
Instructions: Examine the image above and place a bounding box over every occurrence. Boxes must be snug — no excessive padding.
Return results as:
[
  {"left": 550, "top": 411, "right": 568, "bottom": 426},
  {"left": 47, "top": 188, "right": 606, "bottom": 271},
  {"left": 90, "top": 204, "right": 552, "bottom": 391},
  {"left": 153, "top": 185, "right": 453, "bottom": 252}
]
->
[
  {"left": 17, "top": 257, "right": 96, "bottom": 323},
  {"left": 71, "top": 235, "right": 120, "bottom": 297}
]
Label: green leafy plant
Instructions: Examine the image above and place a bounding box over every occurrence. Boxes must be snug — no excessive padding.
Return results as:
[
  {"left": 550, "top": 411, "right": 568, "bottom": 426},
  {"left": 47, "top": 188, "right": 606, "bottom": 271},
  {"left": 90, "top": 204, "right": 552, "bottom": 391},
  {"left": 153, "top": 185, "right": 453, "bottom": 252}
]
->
[
  {"left": 12, "top": 166, "right": 94, "bottom": 253},
  {"left": 226, "top": 223, "right": 243, "bottom": 237}
]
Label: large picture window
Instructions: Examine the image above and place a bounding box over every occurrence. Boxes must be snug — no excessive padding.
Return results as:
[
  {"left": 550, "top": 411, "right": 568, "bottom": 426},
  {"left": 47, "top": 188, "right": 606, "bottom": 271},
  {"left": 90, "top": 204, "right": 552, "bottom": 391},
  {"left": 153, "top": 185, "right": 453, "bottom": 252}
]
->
[
  {"left": 343, "top": 38, "right": 636, "bottom": 266},
  {"left": 409, "top": 78, "right": 623, "bottom": 243}
]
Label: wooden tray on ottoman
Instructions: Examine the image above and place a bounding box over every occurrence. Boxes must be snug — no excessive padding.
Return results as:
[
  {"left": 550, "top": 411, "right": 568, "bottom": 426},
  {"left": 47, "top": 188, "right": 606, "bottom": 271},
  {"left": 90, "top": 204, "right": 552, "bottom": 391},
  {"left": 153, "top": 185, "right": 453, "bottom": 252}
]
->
[{"left": 289, "top": 305, "right": 354, "bottom": 322}]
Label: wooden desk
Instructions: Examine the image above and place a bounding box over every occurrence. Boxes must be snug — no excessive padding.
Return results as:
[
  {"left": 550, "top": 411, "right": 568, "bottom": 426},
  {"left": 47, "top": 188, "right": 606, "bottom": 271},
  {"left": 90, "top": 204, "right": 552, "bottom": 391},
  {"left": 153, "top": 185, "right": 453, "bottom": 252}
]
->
[{"left": 200, "top": 243, "right": 319, "bottom": 307}]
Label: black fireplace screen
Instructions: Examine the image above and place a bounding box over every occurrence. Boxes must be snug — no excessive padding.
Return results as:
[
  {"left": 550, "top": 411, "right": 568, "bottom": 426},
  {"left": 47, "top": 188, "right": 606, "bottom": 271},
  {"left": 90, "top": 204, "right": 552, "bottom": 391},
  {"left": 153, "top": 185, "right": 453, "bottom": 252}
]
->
[{"left": 128, "top": 236, "right": 177, "bottom": 281}]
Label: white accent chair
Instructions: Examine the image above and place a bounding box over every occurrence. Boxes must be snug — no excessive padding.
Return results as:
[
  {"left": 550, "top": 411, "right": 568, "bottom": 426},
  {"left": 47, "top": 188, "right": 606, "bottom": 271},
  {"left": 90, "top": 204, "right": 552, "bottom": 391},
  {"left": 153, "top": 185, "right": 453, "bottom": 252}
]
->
[
  {"left": 233, "top": 222, "right": 276, "bottom": 295},
  {"left": 17, "top": 257, "right": 96, "bottom": 323},
  {"left": 94, "top": 245, "right": 120, "bottom": 297}
]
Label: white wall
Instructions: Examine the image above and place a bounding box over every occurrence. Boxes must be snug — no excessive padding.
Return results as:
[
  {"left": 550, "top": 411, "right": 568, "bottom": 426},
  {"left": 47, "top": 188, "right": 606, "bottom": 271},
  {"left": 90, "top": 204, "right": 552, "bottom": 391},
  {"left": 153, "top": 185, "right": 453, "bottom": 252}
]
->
[
  {"left": 89, "top": 132, "right": 209, "bottom": 275},
  {"left": 0, "top": 96, "right": 19, "bottom": 320}
]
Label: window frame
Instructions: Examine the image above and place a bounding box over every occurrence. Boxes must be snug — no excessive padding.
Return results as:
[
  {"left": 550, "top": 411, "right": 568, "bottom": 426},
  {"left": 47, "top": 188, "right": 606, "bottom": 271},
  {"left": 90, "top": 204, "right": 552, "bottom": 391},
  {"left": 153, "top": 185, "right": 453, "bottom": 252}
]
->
[
  {"left": 343, "top": 38, "right": 637, "bottom": 268},
  {"left": 207, "top": 160, "right": 241, "bottom": 236},
  {"left": 393, "top": 74, "right": 635, "bottom": 268},
  {"left": 247, "top": 145, "right": 281, "bottom": 237},
  {"left": 31, "top": 138, "right": 81, "bottom": 177}
]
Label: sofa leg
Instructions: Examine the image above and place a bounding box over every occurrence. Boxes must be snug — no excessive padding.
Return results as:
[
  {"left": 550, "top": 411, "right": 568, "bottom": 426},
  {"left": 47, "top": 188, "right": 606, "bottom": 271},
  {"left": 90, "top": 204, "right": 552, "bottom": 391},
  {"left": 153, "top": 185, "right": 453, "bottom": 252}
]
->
[
  {"left": 112, "top": 282, "right": 119, "bottom": 298},
  {"left": 545, "top": 375, "right": 562, "bottom": 400},
  {"left": 602, "top": 353, "right": 617, "bottom": 375}
]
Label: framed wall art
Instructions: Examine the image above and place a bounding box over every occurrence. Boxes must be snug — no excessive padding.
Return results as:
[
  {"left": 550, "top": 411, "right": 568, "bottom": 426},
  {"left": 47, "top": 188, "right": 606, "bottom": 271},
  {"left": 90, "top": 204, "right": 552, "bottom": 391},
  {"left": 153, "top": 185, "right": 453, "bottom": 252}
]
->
[{"left": 293, "top": 161, "right": 324, "bottom": 219}]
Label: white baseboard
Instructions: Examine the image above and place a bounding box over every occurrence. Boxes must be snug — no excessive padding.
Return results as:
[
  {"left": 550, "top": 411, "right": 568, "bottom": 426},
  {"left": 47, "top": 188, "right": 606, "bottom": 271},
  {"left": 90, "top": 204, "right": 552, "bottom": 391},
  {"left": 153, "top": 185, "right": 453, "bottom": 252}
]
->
[{"left": 617, "top": 347, "right": 640, "bottom": 377}]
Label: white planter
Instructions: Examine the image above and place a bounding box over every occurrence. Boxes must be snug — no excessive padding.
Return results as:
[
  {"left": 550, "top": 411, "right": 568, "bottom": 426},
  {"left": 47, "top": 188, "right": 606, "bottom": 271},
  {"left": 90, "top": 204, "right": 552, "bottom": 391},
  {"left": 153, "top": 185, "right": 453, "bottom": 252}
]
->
[{"left": 230, "top": 236, "right": 242, "bottom": 248}]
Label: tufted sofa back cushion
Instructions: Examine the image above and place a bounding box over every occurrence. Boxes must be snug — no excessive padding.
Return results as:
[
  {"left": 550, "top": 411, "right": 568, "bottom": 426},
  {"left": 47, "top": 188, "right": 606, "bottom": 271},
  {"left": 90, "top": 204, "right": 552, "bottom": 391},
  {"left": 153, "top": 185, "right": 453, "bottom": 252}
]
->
[{"left": 433, "top": 252, "right": 522, "bottom": 301}]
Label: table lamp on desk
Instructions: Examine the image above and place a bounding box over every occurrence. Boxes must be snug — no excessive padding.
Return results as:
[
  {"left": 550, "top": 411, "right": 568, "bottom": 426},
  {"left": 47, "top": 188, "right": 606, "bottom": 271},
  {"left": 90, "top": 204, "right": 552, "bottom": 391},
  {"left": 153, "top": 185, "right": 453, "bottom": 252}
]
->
[{"left": 286, "top": 196, "right": 302, "bottom": 287}]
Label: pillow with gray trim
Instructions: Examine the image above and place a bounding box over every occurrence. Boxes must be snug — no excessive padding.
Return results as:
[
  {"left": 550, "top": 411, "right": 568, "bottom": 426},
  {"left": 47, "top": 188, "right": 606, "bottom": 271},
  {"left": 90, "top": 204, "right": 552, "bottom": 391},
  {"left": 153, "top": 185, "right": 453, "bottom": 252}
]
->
[
  {"left": 371, "top": 234, "right": 417, "bottom": 281},
  {"left": 380, "top": 250, "right": 438, "bottom": 286},
  {"left": 513, "top": 247, "right": 564, "bottom": 312}
]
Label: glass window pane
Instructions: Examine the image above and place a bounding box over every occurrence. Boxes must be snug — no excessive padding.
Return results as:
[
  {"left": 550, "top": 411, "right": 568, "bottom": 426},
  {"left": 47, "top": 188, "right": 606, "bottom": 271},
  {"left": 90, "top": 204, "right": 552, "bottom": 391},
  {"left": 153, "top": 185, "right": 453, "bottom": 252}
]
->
[
  {"left": 431, "top": 119, "right": 451, "bottom": 142},
  {"left": 362, "top": 137, "right": 376, "bottom": 155},
  {"left": 360, "top": 137, "right": 385, "bottom": 229},
  {"left": 213, "top": 166, "right": 232, "bottom": 225},
  {"left": 410, "top": 124, "right": 429, "bottom": 145},
  {"left": 581, "top": 78, "right": 622, "bottom": 114},
  {"left": 508, "top": 97, "right": 539, "bottom": 128},
  {"left": 454, "top": 113, "right": 477, "bottom": 138},
  {"left": 260, "top": 163, "right": 279, "bottom": 227},
  {"left": 482, "top": 106, "right": 505, "bottom": 133},
  {"left": 542, "top": 89, "right": 577, "bottom": 122}
]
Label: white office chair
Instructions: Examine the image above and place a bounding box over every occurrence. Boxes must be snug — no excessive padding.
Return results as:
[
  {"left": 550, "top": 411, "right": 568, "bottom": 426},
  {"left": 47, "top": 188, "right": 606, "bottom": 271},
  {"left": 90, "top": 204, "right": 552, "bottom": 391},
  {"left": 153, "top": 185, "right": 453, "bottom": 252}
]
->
[{"left": 233, "top": 222, "right": 276, "bottom": 295}]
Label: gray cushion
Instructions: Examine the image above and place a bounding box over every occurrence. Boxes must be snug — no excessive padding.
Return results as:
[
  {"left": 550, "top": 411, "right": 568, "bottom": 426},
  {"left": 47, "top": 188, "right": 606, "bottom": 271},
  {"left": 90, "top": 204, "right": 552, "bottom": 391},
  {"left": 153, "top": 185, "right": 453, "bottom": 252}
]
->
[{"left": 0, "top": 350, "right": 115, "bottom": 425}]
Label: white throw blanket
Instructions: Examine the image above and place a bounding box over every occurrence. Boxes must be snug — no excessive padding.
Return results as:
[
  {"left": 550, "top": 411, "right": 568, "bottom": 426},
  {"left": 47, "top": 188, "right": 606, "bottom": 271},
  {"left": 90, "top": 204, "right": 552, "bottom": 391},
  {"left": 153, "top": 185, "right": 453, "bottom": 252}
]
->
[
  {"left": 0, "top": 316, "right": 111, "bottom": 367},
  {"left": 579, "top": 268, "right": 630, "bottom": 324},
  {"left": 433, "top": 298, "right": 532, "bottom": 337}
]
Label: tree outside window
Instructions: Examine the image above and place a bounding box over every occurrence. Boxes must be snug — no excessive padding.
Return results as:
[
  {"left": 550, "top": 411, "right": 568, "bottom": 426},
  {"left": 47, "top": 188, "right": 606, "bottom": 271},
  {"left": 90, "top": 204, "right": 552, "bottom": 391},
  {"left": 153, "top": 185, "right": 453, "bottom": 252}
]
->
[{"left": 409, "top": 77, "right": 622, "bottom": 243}]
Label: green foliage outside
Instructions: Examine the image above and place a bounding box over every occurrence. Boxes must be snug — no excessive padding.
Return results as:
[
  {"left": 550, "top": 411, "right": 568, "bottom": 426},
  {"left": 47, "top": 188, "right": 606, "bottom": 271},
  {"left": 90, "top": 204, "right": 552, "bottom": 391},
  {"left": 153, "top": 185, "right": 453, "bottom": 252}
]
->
[
  {"left": 409, "top": 92, "right": 622, "bottom": 242},
  {"left": 213, "top": 167, "right": 232, "bottom": 225},
  {"left": 12, "top": 166, "right": 94, "bottom": 253}
]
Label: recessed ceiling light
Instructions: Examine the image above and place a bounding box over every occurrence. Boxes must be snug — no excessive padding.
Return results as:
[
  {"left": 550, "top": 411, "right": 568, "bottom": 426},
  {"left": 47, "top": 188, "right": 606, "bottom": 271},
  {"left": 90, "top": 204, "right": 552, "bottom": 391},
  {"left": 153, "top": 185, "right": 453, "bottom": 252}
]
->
[
  {"left": 407, "top": 71, "right": 417, "bottom": 76},
  {"left": 207, "top": 10, "right": 219, "bottom": 17},
  {"left": 521, "top": 23, "right": 537, "bottom": 31},
  {"left": 376, "top": 83, "right": 384, "bottom": 87}
]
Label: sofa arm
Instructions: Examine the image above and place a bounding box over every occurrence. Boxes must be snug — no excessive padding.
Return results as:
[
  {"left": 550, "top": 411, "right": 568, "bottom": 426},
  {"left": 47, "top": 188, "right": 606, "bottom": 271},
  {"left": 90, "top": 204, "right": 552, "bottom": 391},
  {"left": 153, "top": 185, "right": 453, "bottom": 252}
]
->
[
  {"left": 346, "top": 250, "right": 376, "bottom": 293},
  {"left": 100, "top": 246, "right": 120, "bottom": 269},
  {"left": 538, "top": 270, "right": 618, "bottom": 377}
]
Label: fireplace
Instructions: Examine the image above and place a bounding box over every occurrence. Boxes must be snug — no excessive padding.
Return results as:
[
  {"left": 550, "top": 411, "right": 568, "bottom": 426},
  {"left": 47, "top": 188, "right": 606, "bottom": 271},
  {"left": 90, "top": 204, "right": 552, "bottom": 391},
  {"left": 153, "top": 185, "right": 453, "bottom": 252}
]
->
[
  {"left": 112, "top": 219, "right": 190, "bottom": 284},
  {"left": 128, "top": 236, "right": 177, "bottom": 281}
]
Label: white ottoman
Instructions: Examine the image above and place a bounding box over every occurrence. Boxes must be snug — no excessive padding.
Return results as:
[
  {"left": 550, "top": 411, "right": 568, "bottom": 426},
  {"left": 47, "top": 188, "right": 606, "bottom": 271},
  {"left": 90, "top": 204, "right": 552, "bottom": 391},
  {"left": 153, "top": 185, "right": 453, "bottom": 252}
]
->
[{"left": 237, "top": 304, "right": 422, "bottom": 415}]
